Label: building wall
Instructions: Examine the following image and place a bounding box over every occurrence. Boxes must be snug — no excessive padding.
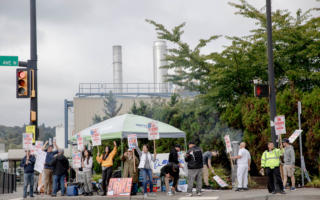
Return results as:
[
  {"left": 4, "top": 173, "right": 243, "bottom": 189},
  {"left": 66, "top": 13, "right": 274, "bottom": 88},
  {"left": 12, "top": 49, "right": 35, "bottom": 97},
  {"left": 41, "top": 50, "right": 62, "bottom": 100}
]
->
[{"left": 73, "top": 97, "right": 170, "bottom": 134}]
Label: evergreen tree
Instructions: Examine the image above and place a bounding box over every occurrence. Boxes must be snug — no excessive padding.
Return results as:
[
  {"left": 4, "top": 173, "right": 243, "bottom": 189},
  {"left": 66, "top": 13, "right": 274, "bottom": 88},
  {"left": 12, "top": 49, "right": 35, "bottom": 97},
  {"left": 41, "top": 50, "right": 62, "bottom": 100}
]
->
[{"left": 102, "top": 91, "right": 123, "bottom": 120}]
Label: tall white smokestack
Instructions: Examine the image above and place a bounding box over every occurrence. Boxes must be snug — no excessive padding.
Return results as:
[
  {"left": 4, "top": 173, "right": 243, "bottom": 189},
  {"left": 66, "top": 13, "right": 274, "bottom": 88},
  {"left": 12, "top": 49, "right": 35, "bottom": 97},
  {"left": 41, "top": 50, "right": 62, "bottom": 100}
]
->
[
  {"left": 113, "top": 45, "right": 123, "bottom": 93},
  {"left": 153, "top": 41, "right": 168, "bottom": 93}
]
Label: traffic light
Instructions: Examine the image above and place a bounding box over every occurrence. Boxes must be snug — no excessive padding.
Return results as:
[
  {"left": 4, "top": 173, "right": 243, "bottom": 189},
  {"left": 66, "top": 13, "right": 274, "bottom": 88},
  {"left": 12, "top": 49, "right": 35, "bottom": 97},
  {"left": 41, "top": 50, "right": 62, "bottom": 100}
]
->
[
  {"left": 16, "top": 68, "right": 31, "bottom": 98},
  {"left": 254, "top": 84, "right": 269, "bottom": 97}
]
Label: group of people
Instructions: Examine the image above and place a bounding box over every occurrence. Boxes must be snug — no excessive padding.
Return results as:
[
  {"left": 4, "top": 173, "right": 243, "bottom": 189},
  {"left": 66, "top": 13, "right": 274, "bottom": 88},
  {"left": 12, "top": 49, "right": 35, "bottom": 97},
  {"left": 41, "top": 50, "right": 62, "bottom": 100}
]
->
[{"left": 20, "top": 137, "right": 296, "bottom": 198}]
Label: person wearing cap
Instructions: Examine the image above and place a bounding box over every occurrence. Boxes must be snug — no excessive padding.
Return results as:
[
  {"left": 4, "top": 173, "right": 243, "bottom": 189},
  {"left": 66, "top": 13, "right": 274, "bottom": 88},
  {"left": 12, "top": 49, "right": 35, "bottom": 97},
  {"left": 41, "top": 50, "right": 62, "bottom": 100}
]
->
[
  {"left": 260, "top": 142, "right": 286, "bottom": 194},
  {"left": 44, "top": 149, "right": 69, "bottom": 197},
  {"left": 203, "top": 149, "right": 219, "bottom": 190},
  {"left": 160, "top": 163, "right": 180, "bottom": 196},
  {"left": 282, "top": 138, "right": 296, "bottom": 191},
  {"left": 121, "top": 149, "right": 140, "bottom": 195},
  {"left": 184, "top": 140, "right": 203, "bottom": 197},
  {"left": 21, "top": 149, "right": 36, "bottom": 199},
  {"left": 42, "top": 140, "right": 60, "bottom": 196}
]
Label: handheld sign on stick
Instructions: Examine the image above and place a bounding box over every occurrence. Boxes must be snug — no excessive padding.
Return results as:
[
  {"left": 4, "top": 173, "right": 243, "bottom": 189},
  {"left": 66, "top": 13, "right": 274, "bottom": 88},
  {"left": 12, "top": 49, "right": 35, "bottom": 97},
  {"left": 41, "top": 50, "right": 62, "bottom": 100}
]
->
[{"left": 224, "top": 135, "right": 234, "bottom": 170}]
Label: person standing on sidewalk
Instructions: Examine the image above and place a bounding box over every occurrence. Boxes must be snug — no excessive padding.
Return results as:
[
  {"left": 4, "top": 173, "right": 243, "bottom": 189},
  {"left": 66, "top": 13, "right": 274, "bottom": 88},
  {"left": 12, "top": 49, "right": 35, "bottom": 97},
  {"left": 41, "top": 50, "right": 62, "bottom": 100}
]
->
[
  {"left": 42, "top": 140, "right": 60, "bottom": 196},
  {"left": 44, "top": 149, "right": 69, "bottom": 197},
  {"left": 21, "top": 149, "right": 36, "bottom": 199},
  {"left": 184, "top": 141, "right": 203, "bottom": 197},
  {"left": 230, "top": 142, "right": 251, "bottom": 191},
  {"left": 260, "top": 142, "right": 286, "bottom": 195},
  {"left": 96, "top": 141, "right": 117, "bottom": 196},
  {"left": 282, "top": 138, "right": 296, "bottom": 191},
  {"left": 202, "top": 149, "right": 218, "bottom": 190},
  {"left": 160, "top": 163, "right": 180, "bottom": 196},
  {"left": 121, "top": 149, "right": 140, "bottom": 195},
  {"left": 168, "top": 144, "right": 184, "bottom": 192},
  {"left": 82, "top": 149, "right": 93, "bottom": 196},
  {"left": 135, "top": 143, "right": 157, "bottom": 198}
]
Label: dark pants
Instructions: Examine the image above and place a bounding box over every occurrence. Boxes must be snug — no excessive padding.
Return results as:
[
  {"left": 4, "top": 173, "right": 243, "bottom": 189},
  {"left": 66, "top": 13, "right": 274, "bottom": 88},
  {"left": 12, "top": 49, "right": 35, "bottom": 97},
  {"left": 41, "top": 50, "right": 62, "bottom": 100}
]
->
[
  {"left": 102, "top": 167, "right": 113, "bottom": 192},
  {"left": 266, "top": 167, "right": 283, "bottom": 191}
]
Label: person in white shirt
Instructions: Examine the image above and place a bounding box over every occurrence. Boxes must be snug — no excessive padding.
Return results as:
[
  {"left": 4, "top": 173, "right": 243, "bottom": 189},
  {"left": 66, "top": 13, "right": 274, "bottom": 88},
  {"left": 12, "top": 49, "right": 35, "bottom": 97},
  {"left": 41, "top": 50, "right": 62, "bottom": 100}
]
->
[
  {"left": 230, "top": 142, "right": 251, "bottom": 191},
  {"left": 82, "top": 149, "right": 93, "bottom": 196}
]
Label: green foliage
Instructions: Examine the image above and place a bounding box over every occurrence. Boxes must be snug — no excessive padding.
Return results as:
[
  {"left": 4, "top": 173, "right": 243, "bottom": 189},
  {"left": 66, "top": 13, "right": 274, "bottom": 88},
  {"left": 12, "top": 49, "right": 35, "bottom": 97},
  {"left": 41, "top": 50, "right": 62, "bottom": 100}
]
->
[
  {"left": 206, "top": 166, "right": 231, "bottom": 189},
  {"left": 306, "top": 175, "right": 320, "bottom": 187},
  {"left": 293, "top": 166, "right": 311, "bottom": 185},
  {"left": 92, "top": 173, "right": 102, "bottom": 182},
  {"left": 146, "top": 0, "right": 320, "bottom": 108},
  {"left": 102, "top": 91, "right": 123, "bottom": 120},
  {"left": 222, "top": 88, "right": 320, "bottom": 175}
]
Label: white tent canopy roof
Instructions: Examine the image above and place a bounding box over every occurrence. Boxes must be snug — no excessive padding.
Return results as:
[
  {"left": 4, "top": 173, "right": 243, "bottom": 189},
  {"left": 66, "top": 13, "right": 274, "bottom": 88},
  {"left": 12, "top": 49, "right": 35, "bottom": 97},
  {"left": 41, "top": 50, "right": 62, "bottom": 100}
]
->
[{"left": 71, "top": 114, "right": 185, "bottom": 141}]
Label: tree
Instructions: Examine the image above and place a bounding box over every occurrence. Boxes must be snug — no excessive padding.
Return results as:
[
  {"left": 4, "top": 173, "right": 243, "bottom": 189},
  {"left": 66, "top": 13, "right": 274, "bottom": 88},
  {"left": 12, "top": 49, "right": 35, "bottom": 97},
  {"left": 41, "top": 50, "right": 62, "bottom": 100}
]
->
[
  {"left": 91, "top": 114, "right": 102, "bottom": 125},
  {"left": 146, "top": 0, "right": 320, "bottom": 107},
  {"left": 102, "top": 91, "right": 123, "bottom": 120}
]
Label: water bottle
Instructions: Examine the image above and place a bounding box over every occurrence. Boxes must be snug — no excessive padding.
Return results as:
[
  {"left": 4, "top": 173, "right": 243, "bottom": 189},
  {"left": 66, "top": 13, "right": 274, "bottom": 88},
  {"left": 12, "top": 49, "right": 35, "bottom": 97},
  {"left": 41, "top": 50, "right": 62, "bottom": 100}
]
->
[{"left": 260, "top": 168, "right": 264, "bottom": 176}]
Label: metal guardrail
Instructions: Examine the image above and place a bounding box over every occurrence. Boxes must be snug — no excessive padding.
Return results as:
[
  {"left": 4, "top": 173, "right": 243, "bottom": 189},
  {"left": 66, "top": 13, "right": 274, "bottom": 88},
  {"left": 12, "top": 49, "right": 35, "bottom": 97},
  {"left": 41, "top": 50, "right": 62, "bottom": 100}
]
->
[
  {"left": 0, "top": 171, "right": 16, "bottom": 194},
  {"left": 76, "top": 83, "right": 199, "bottom": 97}
]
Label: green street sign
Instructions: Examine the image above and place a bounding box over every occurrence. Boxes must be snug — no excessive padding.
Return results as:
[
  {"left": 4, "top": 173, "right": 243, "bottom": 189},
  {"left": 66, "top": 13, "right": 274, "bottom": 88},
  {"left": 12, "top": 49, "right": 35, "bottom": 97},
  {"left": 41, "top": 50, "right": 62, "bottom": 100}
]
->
[{"left": 0, "top": 56, "right": 19, "bottom": 66}]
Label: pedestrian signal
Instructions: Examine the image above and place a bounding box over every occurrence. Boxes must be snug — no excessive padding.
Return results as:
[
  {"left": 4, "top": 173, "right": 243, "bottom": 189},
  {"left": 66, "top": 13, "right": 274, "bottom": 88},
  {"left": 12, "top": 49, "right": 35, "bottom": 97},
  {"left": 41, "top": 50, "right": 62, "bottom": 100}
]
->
[
  {"left": 16, "top": 68, "right": 30, "bottom": 98},
  {"left": 254, "top": 84, "right": 269, "bottom": 97}
]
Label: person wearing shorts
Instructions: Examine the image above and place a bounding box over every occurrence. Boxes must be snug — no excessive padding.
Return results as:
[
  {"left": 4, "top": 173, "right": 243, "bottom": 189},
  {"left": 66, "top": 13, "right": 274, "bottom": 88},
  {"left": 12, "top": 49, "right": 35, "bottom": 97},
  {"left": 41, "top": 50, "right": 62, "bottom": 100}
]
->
[{"left": 282, "top": 138, "right": 296, "bottom": 191}]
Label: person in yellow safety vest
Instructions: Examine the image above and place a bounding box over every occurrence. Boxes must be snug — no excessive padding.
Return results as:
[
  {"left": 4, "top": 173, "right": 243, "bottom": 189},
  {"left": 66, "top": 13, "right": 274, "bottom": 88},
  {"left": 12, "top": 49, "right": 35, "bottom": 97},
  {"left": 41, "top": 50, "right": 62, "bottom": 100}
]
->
[{"left": 260, "top": 142, "right": 286, "bottom": 195}]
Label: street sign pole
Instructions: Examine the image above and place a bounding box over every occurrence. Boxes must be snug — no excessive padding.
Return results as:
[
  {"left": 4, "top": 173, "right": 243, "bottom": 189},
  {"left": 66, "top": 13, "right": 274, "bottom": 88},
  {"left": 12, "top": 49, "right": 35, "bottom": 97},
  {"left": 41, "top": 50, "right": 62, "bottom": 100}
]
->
[
  {"left": 266, "top": 0, "right": 281, "bottom": 192},
  {"left": 29, "top": 0, "right": 38, "bottom": 143},
  {"left": 298, "top": 101, "right": 304, "bottom": 186}
]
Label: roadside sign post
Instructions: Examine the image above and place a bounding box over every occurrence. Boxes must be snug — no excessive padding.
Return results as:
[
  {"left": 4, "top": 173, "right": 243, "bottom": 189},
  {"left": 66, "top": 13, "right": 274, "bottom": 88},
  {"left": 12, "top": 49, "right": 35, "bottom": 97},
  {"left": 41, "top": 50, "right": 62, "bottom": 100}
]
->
[{"left": 298, "top": 101, "right": 304, "bottom": 186}]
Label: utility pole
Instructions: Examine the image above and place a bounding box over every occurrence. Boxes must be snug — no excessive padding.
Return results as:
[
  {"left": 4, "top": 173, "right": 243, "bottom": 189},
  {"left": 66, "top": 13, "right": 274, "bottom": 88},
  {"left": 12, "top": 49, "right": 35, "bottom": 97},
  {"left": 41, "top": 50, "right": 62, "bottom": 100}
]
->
[
  {"left": 29, "top": 0, "right": 38, "bottom": 141},
  {"left": 266, "top": 0, "right": 281, "bottom": 192}
]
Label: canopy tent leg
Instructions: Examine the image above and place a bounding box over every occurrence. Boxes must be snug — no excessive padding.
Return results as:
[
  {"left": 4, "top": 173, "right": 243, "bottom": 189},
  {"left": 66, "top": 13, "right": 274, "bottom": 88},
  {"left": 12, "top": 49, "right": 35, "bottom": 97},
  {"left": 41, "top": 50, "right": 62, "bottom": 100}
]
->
[
  {"left": 184, "top": 136, "right": 187, "bottom": 151},
  {"left": 121, "top": 138, "right": 123, "bottom": 176},
  {"left": 69, "top": 142, "right": 71, "bottom": 182}
]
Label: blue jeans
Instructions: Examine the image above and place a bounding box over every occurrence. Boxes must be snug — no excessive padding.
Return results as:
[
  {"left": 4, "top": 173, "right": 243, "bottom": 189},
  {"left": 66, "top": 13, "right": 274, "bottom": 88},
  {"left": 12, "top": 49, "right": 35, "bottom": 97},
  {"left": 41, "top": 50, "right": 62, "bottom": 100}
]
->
[
  {"left": 23, "top": 172, "right": 34, "bottom": 198},
  {"left": 141, "top": 168, "right": 153, "bottom": 193},
  {"left": 53, "top": 175, "right": 65, "bottom": 195}
]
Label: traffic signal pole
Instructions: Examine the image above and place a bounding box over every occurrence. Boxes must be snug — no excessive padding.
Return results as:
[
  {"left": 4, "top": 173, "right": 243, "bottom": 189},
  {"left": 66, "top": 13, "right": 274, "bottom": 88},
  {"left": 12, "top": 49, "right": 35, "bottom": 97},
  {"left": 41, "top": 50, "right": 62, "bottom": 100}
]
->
[
  {"left": 29, "top": 0, "right": 38, "bottom": 141},
  {"left": 266, "top": 0, "right": 281, "bottom": 192}
]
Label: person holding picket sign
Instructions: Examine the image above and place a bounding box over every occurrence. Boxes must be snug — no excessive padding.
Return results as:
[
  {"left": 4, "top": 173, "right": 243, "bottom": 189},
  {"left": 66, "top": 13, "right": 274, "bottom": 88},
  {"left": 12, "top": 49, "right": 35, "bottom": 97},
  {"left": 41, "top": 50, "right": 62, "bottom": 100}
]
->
[
  {"left": 82, "top": 149, "right": 93, "bottom": 196},
  {"left": 134, "top": 143, "right": 157, "bottom": 198},
  {"left": 121, "top": 149, "right": 139, "bottom": 195},
  {"left": 96, "top": 141, "right": 117, "bottom": 196}
]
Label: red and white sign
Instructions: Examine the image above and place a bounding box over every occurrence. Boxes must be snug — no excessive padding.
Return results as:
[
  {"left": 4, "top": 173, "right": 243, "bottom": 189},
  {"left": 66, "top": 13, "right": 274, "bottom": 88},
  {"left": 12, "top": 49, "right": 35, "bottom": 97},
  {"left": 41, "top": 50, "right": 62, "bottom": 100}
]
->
[
  {"left": 148, "top": 122, "right": 159, "bottom": 140},
  {"left": 224, "top": 135, "right": 232, "bottom": 153},
  {"left": 289, "top": 130, "right": 303, "bottom": 143},
  {"left": 72, "top": 152, "right": 81, "bottom": 168},
  {"left": 128, "top": 134, "right": 138, "bottom": 150},
  {"left": 35, "top": 141, "right": 43, "bottom": 155},
  {"left": 77, "top": 132, "right": 84, "bottom": 150},
  {"left": 90, "top": 128, "right": 101, "bottom": 146},
  {"left": 213, "top": 175, "right": 229, "bottom": 187},
  {"left": 30, "top": 145, "right": 35, "bottom": 155},
  {"left": 274, "top": 115, "right": 286, "bottom": 135},
  {"left": 23, "top": 133, "right": 33, "bottom": 149}
]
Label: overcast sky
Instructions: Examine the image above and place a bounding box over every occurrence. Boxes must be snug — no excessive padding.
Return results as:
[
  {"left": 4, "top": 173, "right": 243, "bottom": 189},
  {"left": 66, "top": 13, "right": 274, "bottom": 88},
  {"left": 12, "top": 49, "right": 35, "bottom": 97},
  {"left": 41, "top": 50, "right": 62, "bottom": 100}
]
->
[{"left": 0, "top": 0, "right": 319, "bottom": 128}]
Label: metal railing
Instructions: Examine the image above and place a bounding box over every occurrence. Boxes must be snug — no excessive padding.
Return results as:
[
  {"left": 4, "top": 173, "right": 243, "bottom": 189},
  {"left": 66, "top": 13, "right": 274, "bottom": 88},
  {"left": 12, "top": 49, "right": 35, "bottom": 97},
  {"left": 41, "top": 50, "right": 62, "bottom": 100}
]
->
[
  {"left": 76, "top": 83, "right": 199, "bottom": 97},
  {"left": 0, "top": 171, "right": 16, "bottom": 194}
]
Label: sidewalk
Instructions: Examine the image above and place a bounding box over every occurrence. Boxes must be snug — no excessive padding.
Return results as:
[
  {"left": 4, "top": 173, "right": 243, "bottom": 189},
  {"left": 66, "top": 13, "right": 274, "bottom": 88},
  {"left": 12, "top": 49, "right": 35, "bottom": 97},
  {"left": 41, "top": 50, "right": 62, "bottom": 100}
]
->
[{"left": 1, "top": 186, "right": 320, "bottom": 200}]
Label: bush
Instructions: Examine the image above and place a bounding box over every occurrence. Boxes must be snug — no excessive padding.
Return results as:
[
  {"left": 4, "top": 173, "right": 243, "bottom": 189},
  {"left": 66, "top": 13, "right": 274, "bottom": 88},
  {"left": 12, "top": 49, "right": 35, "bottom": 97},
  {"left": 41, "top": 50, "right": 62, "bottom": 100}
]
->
[
  {"left": 306, "top": 176, "right": 320, "bottom": 187},
  {"left": 292, "top": 166, "right": 311, "bottom": 185},
  {"left": 206, "top": 166, "right": 231, "bottom": 189},
  {"left": 92, "top": 174, "right": 102, "bottom": 182}
]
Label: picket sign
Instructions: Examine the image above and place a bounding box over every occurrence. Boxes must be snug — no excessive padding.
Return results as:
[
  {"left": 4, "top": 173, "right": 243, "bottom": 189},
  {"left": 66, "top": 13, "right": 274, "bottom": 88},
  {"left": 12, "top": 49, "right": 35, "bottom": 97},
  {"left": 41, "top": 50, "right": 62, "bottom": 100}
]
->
[
  {"left": 213, "top": 175, "right": 229, "bottom": 187},
  {"left": 224, "top": 135, "right": 233, "bottom": 169},
  {"left": 77, "top": 132, "right": 84, "bottom": 150},
  {"left": 148, "top": 122, "right": 159, "bottom": 140},
  {"left": 35, "top": 141, "right": 43, "bottom": 154},
  {"left": 23, "top": 133, "right": 33, "bottom": 149},
  {"left": 288, "top": 130, "right": 303, "bottom": 143},
  {"left": 34, "top": 150, "right": 47, "bottom": 173},
  {"left": 127, "top": 134, "right": 138, "bottom": 150},
  {"left": 72, "top": 152, "right": 81, "bottom": 168},
  {"left": 274, "top": 115, "right": 286, "bottom": 135},
  {"left": 90, "top": 128, "right": 101, "bottom": 146}
]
